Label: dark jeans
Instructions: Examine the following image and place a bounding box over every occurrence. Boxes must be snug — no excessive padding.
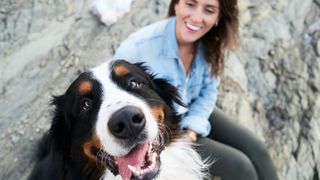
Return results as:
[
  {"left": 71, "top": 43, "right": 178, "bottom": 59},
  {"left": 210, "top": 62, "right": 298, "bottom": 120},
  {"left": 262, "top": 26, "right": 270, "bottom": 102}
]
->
[{"left": 195, "top": 108, "right": 279, "bottom": 180}]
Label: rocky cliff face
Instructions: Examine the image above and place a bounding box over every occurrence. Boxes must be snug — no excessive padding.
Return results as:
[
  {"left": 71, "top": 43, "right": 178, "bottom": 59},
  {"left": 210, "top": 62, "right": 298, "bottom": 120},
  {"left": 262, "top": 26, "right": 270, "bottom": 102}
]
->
[
  {"left": 0, "top": 0, "right": 319, "bottom": 179},
  {"left": 220, "top": 0, "right": 320, "bottom": 179}
]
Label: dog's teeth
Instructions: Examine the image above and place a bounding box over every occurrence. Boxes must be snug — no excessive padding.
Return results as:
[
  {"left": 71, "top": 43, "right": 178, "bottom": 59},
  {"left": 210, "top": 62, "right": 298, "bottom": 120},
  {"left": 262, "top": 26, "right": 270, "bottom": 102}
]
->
[
  {"left": 142, "top": 168, "right": 148, "bottom": 174},
  {"left": 148, "top": 143, "right": 152, "bottom": 153},
  {"left": 152, "top": 153, "right": 156, "bottom": 162},
  {"left": 128, "top": 165, "right": 138, "bottom": 174},
  {"left": 141, "top": 161, "right": 146, "bottom": 167},
  {"left": 128, "top": 165, "right": 143, "bottom": 177}
]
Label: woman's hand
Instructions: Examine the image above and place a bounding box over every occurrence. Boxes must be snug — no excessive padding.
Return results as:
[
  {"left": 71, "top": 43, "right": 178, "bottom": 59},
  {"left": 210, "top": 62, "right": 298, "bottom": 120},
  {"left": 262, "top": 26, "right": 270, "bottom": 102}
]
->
[{"left": 183, "top": 129, "right": 198, "bottom": 143}]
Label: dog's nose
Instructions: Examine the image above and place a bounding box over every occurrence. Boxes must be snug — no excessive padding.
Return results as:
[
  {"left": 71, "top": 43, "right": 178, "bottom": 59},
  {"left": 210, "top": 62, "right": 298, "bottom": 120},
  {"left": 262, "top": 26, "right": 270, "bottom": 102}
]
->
[{"left": 108, "top": 106, "right": 146, "bottom": 139}]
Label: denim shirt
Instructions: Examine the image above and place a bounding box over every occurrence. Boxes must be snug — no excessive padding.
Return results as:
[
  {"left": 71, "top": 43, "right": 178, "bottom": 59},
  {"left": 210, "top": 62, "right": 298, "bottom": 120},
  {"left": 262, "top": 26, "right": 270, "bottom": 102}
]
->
[{"left": 113, "top": 17, "right": 219, "bottom": 137}]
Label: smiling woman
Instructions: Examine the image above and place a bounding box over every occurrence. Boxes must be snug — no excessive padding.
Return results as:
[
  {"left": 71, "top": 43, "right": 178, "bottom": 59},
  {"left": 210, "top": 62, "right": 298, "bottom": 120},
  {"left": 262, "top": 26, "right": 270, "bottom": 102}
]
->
[
  {"left": 168, "top": 0, "right": 239, "bottom": 77},
  {"left": 113, "top": 0, "right": 279, "bottom": 179}
]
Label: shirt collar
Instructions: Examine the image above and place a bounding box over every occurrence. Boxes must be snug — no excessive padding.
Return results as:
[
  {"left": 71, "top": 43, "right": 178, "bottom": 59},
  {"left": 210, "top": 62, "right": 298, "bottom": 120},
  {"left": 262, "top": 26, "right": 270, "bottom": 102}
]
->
[{"left": 162, "top": 17, "right": 179, "bottom": 59}]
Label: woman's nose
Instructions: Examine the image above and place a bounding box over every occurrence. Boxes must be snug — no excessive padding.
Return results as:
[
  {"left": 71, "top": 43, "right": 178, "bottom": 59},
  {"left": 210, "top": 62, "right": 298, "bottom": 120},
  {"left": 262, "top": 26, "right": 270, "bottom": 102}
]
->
[{"left": 190, "top": 8, "right": 203, "bottom": 23}]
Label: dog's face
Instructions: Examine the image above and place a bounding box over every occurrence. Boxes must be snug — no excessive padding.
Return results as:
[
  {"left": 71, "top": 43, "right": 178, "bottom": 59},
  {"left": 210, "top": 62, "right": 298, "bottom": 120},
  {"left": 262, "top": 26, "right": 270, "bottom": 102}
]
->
[{"left": 50, "top": 60, "right": 183, "bottom": 180}]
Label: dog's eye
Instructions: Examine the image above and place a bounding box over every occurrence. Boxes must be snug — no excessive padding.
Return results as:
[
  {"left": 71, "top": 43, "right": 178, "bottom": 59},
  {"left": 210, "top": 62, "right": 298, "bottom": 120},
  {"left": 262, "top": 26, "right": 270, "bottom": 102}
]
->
[
  {"left": 81, "top": 98, "right": 92, "bottom": 112},
  {"left": 128, "top": 79, "right": 143, "bottom": 89}
]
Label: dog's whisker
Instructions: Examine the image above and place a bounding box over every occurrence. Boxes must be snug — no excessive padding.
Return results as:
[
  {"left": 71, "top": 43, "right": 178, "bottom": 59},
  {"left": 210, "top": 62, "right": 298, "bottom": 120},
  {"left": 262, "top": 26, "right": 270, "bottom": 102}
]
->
[
  {"left": 158, "top": 123, "right": 172, "bottom": 143},
  {"left": 159, "top": 122, "right": 172, "bottom": 136},
  {"left": 145, "top": 98, "right": 163, "bottom": 103},
  {"left": 96, "top": 149, "right": 104, "bottom": 168},
  {"left": 101, "top": 150, "right": 107, "bottom": 168}
]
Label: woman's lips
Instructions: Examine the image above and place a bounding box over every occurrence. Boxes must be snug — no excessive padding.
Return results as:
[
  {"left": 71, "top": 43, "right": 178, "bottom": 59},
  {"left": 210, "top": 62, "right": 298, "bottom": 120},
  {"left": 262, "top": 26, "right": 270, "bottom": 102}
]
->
[{"left": 185, "top": 22, "right": 202, "bottom": 32}]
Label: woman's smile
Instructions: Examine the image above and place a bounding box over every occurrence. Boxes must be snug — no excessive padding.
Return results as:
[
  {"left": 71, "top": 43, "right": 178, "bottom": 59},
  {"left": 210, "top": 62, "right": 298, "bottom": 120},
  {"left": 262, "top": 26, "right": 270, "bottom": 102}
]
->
[{"left": 185, "top": 22, "right": 203, "bottom": 32}]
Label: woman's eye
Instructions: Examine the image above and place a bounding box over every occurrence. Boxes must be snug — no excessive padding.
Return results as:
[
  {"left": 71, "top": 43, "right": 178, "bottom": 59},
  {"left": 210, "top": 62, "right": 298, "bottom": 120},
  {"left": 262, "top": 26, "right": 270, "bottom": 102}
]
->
[
  {"left": 205, "top": 7, "right": 217, "bottom": 15},
  {"left": 205, "top": 9, "right": 214, "bottom": 14},
  {"left": 128, "top": 80, "right": 143, "bottom": 89},
  {"left": 186, "top": 2, "right": 195, "bottom": 7},
  {"left": 81, "top": 98, "right": 92, "bottom": 112}
]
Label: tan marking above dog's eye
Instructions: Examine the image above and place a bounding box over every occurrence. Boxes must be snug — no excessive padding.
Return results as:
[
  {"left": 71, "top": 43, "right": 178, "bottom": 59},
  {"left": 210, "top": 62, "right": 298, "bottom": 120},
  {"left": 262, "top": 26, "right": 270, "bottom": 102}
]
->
[
  {"left": 114, "top": 65, "right": 130, "bottom": 76},
  {"left": 79, "top": 81, "right": 92, "bottom": 96}
]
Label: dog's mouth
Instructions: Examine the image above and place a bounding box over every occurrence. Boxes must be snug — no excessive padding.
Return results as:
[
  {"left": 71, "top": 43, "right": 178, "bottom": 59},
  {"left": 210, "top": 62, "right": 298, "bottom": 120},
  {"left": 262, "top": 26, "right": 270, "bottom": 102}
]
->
[{"left": 94, "top": 140, "right": 164, "bottom": 180}]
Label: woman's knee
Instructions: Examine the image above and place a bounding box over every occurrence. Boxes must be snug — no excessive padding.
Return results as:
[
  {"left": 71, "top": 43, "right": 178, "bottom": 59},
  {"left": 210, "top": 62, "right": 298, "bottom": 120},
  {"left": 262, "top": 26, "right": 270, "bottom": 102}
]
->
[
  {"left": 224, "top": 152, "right": 258, "bottom": 180},
  {"left": 247, "top": 138, "right": 271, "bottom": 162},
  {"left": 196, "top": 138, "right": 258, "bottom": 180}
]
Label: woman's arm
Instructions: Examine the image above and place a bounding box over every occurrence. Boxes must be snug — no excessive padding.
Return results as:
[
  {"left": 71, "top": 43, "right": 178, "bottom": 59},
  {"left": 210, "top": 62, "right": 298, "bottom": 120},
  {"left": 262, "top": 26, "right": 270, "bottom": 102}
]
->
[{"left": 180, "top": 68, "right": 219, "bottom": 137}]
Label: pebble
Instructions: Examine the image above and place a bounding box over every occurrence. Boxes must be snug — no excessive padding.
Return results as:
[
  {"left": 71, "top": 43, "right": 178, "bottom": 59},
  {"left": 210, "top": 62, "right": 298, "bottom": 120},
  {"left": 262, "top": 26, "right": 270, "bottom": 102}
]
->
[
  {"left": 39, "top": 58, "right": 48, "bottom": 67},
  {"left": 59, "top": 46, "right": 69, "bottom": 58},
  {"left": 52, "top": 71, "right": 60, "bottom": 79},
  {"left": 10, "top": 134, "right": 20, "bottom": 144},
  {"left": 238, "top": 0, "right": 253, "bottom": 11},
  {"left": 17, "top": 130, "right": 25, "bottom": 136},
  {"left": 74, "top": 56, "right": 79, "bottom": 65}
]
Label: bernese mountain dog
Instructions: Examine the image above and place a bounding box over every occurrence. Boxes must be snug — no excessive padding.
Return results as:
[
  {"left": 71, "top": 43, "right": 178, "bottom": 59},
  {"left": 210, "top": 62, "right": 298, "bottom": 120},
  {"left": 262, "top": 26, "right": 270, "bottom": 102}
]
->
[{"left": 28, "top": 60, "right": 208, "bottom": 180}]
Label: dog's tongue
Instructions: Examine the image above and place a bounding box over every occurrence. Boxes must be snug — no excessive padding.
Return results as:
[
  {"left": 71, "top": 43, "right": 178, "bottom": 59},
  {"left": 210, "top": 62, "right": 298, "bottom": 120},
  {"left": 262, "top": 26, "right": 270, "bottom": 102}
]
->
[{"left": 116, "top": 144, "right": 148, "bottom": 180}]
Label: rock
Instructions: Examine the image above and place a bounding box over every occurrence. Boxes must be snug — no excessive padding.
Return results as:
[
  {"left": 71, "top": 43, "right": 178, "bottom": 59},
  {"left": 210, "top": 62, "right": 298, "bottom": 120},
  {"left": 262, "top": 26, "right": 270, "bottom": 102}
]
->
[
  {"left": 224, "top": 53, "right": 248, "bottom": 92},
  {"left": 285, "top": 0, "right": 313, "bottom": 34},
  {"left": 317, "top": 38, "right": 320, "bottom": 55},
  {"left": 238, "top": 0, "right": 253, "bottom": 11},
  {"left": 239, "top": 10, "right": 252, "bottom": 26}
]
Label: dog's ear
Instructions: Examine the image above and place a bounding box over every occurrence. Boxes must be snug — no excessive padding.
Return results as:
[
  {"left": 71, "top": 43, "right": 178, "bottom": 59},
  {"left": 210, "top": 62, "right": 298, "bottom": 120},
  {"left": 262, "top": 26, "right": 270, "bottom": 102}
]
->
[
  {"left": 153, "top": 78, "right": 187, "bottom": 109},
  {"left": 132, "top": 61, "right": 187, "bottom": 108},
  {"left": 49, "top": 94, "right": 72, "bottom": 160}
]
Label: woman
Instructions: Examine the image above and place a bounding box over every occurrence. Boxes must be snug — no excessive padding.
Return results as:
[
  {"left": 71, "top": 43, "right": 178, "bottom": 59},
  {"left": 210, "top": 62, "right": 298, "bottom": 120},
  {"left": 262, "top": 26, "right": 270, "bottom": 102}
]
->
[{"left": 113, "top": 0, "right": 279, "bottom": 179}]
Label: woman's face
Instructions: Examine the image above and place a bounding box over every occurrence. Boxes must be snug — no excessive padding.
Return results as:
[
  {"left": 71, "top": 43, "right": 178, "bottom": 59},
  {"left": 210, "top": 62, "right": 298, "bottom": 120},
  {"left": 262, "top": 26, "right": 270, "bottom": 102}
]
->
[{"left": 174, "top": 0, "right": 220, "bottom": 46}]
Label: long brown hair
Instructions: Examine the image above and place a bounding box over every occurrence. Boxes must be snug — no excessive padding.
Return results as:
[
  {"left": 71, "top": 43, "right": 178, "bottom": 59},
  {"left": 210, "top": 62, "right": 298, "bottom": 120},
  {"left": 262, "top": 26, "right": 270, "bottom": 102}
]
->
[{"left": 168, "top": 0, "right": 239, "bottom": 77}]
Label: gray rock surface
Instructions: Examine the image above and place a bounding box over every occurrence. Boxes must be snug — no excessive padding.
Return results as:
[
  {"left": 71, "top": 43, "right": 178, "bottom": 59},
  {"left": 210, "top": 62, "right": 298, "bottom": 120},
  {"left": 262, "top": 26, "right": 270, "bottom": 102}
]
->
[{"left": 0, "top": 0, "right": 319, "bottom": 180}]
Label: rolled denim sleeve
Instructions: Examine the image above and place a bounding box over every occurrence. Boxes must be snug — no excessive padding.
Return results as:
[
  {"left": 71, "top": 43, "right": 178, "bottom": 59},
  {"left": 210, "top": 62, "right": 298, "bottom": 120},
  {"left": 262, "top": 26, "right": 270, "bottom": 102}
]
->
[
  {"left": 113, "top": 38, "right": 141, "bottom": 63},
  {"left": 180, "top": 68, "right": 219, "bottom": 137}
]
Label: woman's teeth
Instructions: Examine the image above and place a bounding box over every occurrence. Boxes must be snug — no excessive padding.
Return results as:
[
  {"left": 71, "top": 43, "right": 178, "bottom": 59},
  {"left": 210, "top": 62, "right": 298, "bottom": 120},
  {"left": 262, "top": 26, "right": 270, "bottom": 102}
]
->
[{"left": 186, "top": 23, "right": 201, "bottom": 31}]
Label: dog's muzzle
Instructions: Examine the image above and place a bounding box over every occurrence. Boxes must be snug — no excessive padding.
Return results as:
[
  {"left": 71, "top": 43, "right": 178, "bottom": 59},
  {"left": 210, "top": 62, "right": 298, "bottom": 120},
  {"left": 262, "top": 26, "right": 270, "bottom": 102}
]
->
[{"left": 96, "top": 105, "right": 164, "bottom": 180}]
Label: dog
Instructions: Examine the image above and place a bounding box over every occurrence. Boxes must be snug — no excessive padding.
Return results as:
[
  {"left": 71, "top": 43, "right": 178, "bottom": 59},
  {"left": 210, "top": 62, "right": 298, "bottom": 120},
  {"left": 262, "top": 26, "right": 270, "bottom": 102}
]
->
[{"left": 28, "top": 60, "right": 208, "bottom": 180}]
